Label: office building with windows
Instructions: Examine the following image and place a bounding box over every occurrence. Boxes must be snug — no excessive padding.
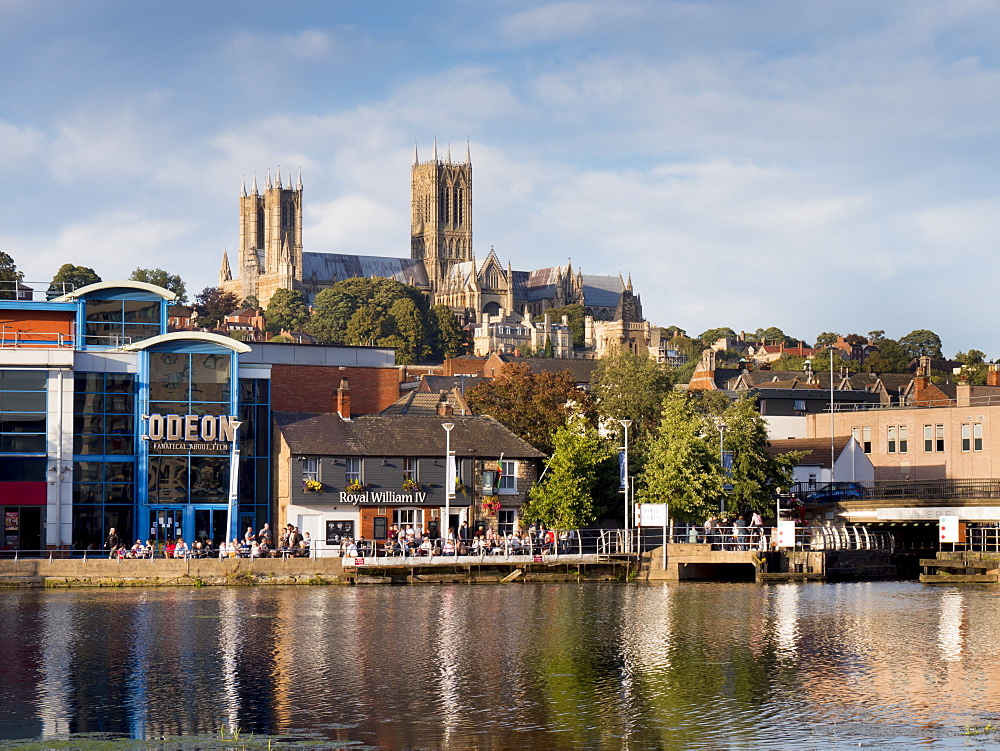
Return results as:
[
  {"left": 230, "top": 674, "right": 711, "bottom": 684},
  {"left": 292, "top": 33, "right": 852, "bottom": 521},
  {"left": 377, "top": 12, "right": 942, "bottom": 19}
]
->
[{"left": 0, "top": 280, "right": 401, "bottom": 552}]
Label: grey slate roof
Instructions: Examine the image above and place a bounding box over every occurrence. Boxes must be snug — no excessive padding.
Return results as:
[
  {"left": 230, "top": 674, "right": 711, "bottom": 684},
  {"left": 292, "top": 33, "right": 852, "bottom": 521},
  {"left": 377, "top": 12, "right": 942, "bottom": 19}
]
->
[
  {"left": 275, "top": 412, "right": 545, "bottom": 459},
  {"left": 501, "top": 356, "right": 599, "bottom": 384},
  {"left": 301, "top": 252, "right": 429, "bottom": 287},
  {"left": 381, "top": 390, "right": 470, "bottom": 416},
  {"left": 765, "top": 437, "right": 854, "bottom": 468},
  {"left": 580, "top": 274, "right": 625, "bottom": 308}
]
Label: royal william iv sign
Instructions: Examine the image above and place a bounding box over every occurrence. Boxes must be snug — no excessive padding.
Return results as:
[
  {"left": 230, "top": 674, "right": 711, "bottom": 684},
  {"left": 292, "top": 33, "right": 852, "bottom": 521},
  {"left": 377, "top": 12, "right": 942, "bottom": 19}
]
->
[{"left": 146, "top": 414, "right": 239, "bottom": 454}]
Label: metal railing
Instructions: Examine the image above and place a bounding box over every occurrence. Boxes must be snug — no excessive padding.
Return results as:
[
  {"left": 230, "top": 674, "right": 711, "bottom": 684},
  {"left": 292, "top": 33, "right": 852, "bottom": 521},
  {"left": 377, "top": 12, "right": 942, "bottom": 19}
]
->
[
  {"left": 0, "top": 330, "right": 75, "bottom": 348},
  {"left": 830, "top": 393, "right": 1000, "bottom": 411},
  {"left": 0, "top": 524, "right": 895, "bottom": 561},
  {"left": 790, "top": 478, "right": 1000, "bottom": 503},
  {"left": 0, "top": 280, "right": 77, "bottom": 301}
]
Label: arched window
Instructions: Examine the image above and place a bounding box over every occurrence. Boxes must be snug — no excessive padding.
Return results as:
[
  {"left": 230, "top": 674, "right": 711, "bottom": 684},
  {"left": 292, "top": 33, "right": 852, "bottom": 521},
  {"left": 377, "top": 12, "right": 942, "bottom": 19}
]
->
[{"left": 483, "top": 302, "right": 501, "bottom": 317}]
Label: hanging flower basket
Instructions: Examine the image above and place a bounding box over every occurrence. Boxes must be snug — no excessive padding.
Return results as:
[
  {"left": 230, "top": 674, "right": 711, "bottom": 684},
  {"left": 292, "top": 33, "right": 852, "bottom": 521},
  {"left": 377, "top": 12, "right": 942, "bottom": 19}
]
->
[
  {"left": 303, "top": 479, "right": 324, "bottom": 493},
  {"left": 455, "top": 480, "right": 469, "bottom": 497},
  {"left": 481, "top": 498, "right": 502, "bottom": 515},
  {"left": 401, "top": 478, "right": 422, "bottom": 492},
  {"left": 345, "top": 479, "right": 365, "bottom": 493}
]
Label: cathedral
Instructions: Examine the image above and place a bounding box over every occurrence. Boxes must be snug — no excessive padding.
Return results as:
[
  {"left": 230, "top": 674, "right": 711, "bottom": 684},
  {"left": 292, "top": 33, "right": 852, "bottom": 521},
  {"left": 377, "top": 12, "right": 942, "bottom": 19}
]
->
[{"left": 219, "top": 141, "right": 645, "bottom": 335}]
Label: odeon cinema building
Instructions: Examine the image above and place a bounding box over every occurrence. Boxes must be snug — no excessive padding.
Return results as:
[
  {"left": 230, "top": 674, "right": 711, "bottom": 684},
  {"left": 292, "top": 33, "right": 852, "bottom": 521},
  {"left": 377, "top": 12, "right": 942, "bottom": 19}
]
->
[
  {"left": 0, "top": 279, "right": 408, "bottom": 553},
  {"left": 0, "top": 279, "right": 544, "bottom": 554}
]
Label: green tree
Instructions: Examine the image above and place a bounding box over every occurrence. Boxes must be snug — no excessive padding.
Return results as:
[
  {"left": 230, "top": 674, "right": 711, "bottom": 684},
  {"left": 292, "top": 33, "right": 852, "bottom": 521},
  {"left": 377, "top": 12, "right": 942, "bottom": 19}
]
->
[
  {"left": 722, "top": 394, "right": 803, "bottom": 515},
  {"left": 431, "top": 304, "right": 464, "bottom": 358},
  {"left": 345, "top": 304, "right": 388, "bottom": 345},
  {"left": 522, "top": 414, "right": 612, "bottom": 528},
  {"left": 899, "top": 329, "right": 943, "bottom": 359},
  {"left": 865, "top": 338, "right": 910, "bottom": 372},
  {"left": 638, "top": 392, "right": 724, "bottom": 521},
  {"left": 240, "top": 295, "right": 260, "bottom": 311},
  {"left": 387, "top": 297, "right": 425, "bottom": 364},
  {"left": 129, "top": 268, "right": 187, "bottom": 303},
  {"left": 194, "top": 286, "right": 241, "bottom": 330},
  {"left": 48, "top": 264, "right": 101, "bottom": 298},
  {"left": 698, "top": 327, "right": 736, "bottom": 345},
  {"left": 543, "top": 335, "right": 554, "bottom": 358},
  {"left": 466, "top": 363, "right": 589, "bottom": 454},
  {"left": 955, "top": 350, "right": 989, "bottom": 385},
  {"left": 814, "top": 331, "right": 839, "bottom": 348},
  {"left": 264, "top": 288, "right": 310, "bottom": 334},
  {"left": 591, "top": 349, "right": 674, "bottom": 446},
  {"left": 955, "top": 349, "right": 986, "bottom": 366},
  {"left": 0, "top": 251, "right": 24, "bottom": 300}
]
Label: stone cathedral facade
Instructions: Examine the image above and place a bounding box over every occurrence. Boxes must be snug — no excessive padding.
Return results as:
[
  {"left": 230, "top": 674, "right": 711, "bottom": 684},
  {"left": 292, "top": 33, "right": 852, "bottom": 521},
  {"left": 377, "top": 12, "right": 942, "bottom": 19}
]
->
[{"left": 219, "top": 142, "right": 656, "bottom": 357}]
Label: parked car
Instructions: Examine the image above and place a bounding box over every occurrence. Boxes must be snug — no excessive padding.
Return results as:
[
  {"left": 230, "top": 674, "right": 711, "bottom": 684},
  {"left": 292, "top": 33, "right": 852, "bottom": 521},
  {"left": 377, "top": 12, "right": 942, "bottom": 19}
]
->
[{"left": 803, "top": 482, "right": 865, "bottom": 503}]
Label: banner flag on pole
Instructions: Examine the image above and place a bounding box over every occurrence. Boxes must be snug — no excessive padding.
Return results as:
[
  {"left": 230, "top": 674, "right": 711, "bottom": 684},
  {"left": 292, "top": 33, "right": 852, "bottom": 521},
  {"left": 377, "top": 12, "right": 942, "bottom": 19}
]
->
[{"left": 618, "top": 449, "right": 626, "bottom": 491}]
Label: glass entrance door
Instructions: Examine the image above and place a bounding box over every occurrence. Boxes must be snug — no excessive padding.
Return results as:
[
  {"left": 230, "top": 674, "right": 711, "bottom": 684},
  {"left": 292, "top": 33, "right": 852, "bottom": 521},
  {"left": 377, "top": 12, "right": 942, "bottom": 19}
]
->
[
  {"left": 148, "top": 509, "right": 182, "bottom": 544},
  {"left": 193, "top": 508, "right": 229, "bottom": 547}
]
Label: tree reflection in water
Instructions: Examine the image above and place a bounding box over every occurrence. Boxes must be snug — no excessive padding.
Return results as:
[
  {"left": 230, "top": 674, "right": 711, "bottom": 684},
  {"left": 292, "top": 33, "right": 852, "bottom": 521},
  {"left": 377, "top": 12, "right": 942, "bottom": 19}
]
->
[{"left": 0, "top": 582, "right": 996, "bottom": 749}]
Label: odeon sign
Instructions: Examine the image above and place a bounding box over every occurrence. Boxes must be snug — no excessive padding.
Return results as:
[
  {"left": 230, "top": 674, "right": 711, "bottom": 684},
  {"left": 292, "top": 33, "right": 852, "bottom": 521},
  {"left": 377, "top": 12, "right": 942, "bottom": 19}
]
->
[{"left": 145, "top": 414, "right": 239, "bottom": 444}]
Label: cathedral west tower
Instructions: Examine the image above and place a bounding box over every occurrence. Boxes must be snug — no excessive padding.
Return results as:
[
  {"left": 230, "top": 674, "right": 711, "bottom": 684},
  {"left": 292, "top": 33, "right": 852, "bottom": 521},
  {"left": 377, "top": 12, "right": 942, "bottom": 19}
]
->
[
  {"left": 410, "top": 139, "right": 472, "bottom": 292},
  {"left": 221, "top": 169, "right": 303, "bottom": 307}
]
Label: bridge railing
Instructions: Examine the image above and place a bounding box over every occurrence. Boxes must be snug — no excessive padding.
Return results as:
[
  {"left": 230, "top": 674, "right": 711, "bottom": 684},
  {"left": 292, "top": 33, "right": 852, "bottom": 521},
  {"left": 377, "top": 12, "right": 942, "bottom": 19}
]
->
[{"left": 789, "top": 478, "right": 1000, "bottom": 503}]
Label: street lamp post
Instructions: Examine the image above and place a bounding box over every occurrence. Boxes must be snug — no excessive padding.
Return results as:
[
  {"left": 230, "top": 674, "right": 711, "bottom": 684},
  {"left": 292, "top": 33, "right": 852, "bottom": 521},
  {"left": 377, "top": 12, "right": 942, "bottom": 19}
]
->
[
  {"left": 620, "top": 419, "right": 632, "bottom": 549},
  {"left": 829, "top": 346, "right": 835, "bottom": 484},
  {"left": 226, "top": 419, "right": 244, "bottom": 544},
  {"left": 442, "top": 422, "right": 455, "bottom": 542},
  {"left": 717, "top": 422, "right": 727, "bottom": 514}
]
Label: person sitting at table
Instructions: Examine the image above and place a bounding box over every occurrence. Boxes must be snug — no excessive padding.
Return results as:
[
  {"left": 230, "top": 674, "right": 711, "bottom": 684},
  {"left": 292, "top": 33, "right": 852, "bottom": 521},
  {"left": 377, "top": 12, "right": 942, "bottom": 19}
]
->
[
  {"left": 418, "top": 535, "right": 432, "bottom": 556},
  {"left": 129, "top": 539, "right": 144, "bottom": 558},
  {"left": 345, "top": 538, "right": 359, "bottom": 557},
  {"left": 218, "top": 540, "right": 229, "bottom": 559},
  {"left": 443, "top": 537, "right": 456, "bottom": 556},
  {"left": 173, "top": 537, "right": 189, "bottom": 558}
]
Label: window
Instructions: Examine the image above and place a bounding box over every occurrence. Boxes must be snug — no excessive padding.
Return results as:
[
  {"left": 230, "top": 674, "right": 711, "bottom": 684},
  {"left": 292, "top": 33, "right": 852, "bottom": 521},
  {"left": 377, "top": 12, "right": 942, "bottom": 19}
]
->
[
  {"left": 853, "top": 427, "right": 871, "bottom": 453},
  {"left": 402, "top": 457, "right": 418, "bottom": 483},
  {"left": 302, "top": 457, "right": 318, "bottom": 483},
  {"left": 899, "top": 425, "right": 908, "bottom": 453},
  {"left": 345, "top": 457, "right": 362, "bottom": 485},
  {"left": 499, "top": 459, "right": 517, "bottom": 493},
  {"left": 498, "top": 509, "right": 517, "bottom": 535},
  {"left": 936, "top": 424, "right": 945, "bottom": 452},
  {"left": 887, "top": 426, "right": 896, "bottom": 454},
  {"left": 392, "top": 508, "right": 424, "bottom": 529},
  {"left": 965, "top": 423, "right": 984, "bottom": 452},
  {"left": 924, "top": 425, "right": 933, "bottom": 453},
  {"left": 0, "top": 370, "right": 47, "bottom": 455},
  {"left": 793, "top": 399, "right": 806, "bottom": 412}
]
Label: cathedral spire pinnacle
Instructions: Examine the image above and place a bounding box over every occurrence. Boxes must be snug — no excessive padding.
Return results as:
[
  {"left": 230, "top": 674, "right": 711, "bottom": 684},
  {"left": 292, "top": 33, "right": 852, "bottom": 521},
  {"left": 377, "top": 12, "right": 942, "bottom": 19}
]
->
[
  {"left": 413, "top": 141, "right": 419, "bottom": 165},
  {"left": 252, "top": 173, "right": 258, "bottom": 195},
  {"left": 432, "top": 136, "right": 438, "bottom": 162},
  {"left": 297, "top": 167, "right": 303, "bottom": 190},
  {"left": 465, "top": 138, "right": 471, "bottom": 165},
  {"left": 446, "top": 143, "right": 452, "bottom": 163},
  {"left": 626, "top": 273, "right": 633, "bottom": 291},
  {"left": 276, "top": 167, "right": 282, "bottom": 189},
  {"left": 265, "top": 169, "right": 272, "bottom": 190},
  {"left": 220, "top": 248, "right": 232, "bottom": 283},
  {"left": 240, "top": 175, "right": 247, "bottom": 197}
]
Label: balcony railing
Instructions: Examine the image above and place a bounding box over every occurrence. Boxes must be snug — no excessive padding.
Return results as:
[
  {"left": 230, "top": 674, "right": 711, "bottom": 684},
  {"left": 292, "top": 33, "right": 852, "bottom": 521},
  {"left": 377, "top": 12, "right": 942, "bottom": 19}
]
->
[
  {"left": 0, "top": 280, "right": 77, "bottom": 301},
  {"left": 0, "top": 330, "right": 75, "bottom": 348}
]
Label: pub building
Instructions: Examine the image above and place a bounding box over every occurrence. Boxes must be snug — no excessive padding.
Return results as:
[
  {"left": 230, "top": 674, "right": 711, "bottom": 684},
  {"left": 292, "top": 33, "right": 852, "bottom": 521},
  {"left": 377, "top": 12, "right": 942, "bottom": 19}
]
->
[
  {"left": 275, "top": 388, "right": 545, "bottom": 551},
  {"left": 0, "top": 279, "right": 403, "bottom": 551}
]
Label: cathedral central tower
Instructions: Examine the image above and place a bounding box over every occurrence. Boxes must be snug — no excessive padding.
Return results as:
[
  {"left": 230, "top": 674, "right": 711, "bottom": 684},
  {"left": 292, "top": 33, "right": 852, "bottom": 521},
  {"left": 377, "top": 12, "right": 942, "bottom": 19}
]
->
[{"left": 410, "top": 140, "right": 472, "bottom": 292}]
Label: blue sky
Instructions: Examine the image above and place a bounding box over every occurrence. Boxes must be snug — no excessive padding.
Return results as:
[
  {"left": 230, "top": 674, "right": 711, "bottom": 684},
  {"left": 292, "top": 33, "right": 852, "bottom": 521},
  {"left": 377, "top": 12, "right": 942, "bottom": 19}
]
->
[{"left": 2, "top": 0, "right": 999, "bottom": 354}]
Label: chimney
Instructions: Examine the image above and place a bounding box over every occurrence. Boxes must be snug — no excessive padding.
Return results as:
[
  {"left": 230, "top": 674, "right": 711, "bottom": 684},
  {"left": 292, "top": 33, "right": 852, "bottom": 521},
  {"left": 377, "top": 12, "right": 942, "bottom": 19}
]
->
[
  {"left": 957, "top": 381, "right": 971, "bottom": 407},
  {"left": 335, "top": 378, "right": 351, "bottom": 419},
  {"left": 436, "top": 390, "right": 454, "bottom": 417},
  {"left": 989, "top": 364, "right": 1000, "bottom": 387}
]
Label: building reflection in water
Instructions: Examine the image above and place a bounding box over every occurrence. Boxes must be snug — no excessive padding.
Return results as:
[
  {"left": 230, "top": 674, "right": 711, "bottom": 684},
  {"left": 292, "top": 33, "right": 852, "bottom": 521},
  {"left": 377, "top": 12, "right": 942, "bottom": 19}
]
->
[
  {"left": 9, "top": 583, "right": 1000, "bottom": 748},
  {"left": 937, "top": 589, "right": 963, "bottom": 662}
]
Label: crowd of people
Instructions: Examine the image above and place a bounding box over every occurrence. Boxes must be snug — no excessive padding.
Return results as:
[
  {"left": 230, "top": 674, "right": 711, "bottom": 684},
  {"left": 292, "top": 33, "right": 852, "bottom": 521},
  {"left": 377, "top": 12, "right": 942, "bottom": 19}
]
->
[
  {"left": 697, "top": 512, "right": 767, "bottom": 550},
  {"left": 338, "top": 522, "right": 580, "bottom": 558},
  {"left": 102, "top": 523, "right": 313, "bottom": 559}
]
